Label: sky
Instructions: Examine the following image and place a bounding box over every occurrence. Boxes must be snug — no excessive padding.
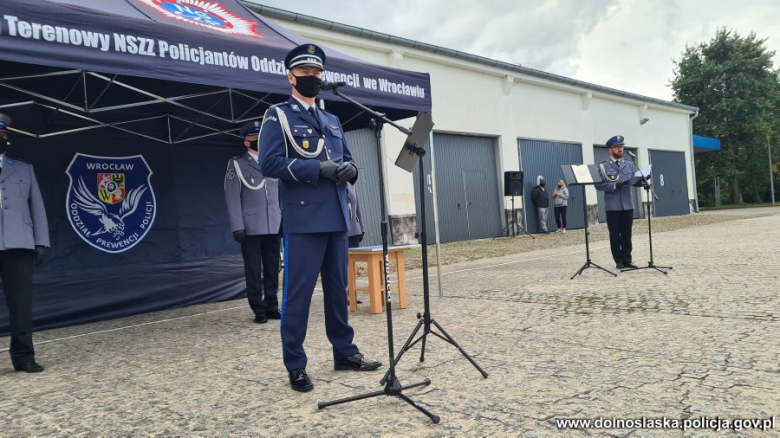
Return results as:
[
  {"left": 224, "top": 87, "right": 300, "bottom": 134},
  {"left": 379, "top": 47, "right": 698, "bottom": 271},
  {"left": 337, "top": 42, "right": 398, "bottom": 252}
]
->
[{"left": 247, "top": 0, "right": 780, "bottom": 102}]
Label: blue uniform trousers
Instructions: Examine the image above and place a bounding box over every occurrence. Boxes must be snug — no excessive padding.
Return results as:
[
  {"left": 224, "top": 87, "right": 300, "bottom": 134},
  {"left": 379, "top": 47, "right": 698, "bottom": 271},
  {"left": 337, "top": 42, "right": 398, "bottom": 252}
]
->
[
  {"left": 606, "top": 209, "right": 634, "bottom": 265},
  {"left": 281, "top": 231, "right": 359, "bottom": 371}
]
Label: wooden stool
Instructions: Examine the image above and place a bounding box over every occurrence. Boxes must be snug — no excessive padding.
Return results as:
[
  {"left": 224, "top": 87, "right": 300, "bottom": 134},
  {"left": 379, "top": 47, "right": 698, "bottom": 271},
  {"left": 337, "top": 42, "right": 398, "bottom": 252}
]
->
[{"left": 348, "top": 245, "right": 415, "bottom": 314}]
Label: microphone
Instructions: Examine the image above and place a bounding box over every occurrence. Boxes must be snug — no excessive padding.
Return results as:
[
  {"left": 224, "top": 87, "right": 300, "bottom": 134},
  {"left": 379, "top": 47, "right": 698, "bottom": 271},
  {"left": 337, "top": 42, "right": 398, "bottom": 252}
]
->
[
  {"left": 321, "top": 81, "right": 347, "bottom": 91},
  {"left": 627, "top": 151, "right": 637, "bottom": 159}
]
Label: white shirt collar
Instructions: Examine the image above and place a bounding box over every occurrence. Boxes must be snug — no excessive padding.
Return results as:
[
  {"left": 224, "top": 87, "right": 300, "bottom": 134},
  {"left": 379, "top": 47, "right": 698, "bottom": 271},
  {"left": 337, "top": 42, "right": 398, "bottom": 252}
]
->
[
  {"left": 248, "top": 151, "right": 259, "bottom": 163},
  {"left": 292, "top": 95, "right": 315, "bottom": 112}
]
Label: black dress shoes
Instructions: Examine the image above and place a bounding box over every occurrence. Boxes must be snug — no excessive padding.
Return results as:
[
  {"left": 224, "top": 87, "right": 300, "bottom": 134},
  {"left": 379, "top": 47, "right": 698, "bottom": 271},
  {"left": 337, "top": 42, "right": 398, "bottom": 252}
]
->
[
  {"left": 334, "top": 353, "right": 382, "bottom": 371},
  {"left": 623, "top": 262, "right": 639, "bottom": 269},
  {"left": 266, "top": 308, "right": 282, "bottom": 320},
  {"left": 289, "top": 369, "right": 314, "bottom": 392},
  {"left": 14, "top": 361, "right": 44, "bottom": 373},
  {"left": 616, "top": 263, "right": 625, "bottom": 269},
  {"left": 254, "top": 314, "right": 268, "bottom": 324}
]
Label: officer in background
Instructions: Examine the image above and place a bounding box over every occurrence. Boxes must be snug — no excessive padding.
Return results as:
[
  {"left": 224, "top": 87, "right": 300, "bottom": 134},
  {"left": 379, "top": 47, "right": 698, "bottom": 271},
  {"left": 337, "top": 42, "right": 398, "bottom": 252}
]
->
[
  {"left": 259, "top": 44, "right": 381, "bottom": 392},
  {"left": 346, "top": 182, "right": 364, "bottom": 248},
  {"left": 0, "top": 113, "right": 49, "bottom": 373},
  {"left": 595, "top": 135, "right": 647, "bottom": 270},
  {"left": 224, "top": 121, "right": 282, "bottom": 324}
]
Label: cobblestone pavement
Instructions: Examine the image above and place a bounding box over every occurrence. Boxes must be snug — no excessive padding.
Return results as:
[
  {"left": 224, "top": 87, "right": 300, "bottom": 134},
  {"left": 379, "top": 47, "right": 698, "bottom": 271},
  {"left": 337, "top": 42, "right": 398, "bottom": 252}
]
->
[{"left": 1, "top": 213, "right": 778, "bottom": 437}]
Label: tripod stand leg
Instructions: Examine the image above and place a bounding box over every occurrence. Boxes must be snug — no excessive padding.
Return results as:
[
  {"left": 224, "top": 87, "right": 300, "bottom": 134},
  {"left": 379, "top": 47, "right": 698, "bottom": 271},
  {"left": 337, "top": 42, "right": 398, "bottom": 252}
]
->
[
  {"left": 318, "top": 378, "right": 436, "bottom": 423},
  {"left": 397, "top": 392, "right": 440, "bottom": 423},
  {"left": 380, "top": 317, "right": 425, "bottom": 385},
  {"left": 431, "top": 319, "right": 489, "bottom": 378},
  {"left": 419, "top": 326, "right": 428, "bottom": 363},
  {"left": 571, "top": 262, "right": 588, "bottom": 279}
]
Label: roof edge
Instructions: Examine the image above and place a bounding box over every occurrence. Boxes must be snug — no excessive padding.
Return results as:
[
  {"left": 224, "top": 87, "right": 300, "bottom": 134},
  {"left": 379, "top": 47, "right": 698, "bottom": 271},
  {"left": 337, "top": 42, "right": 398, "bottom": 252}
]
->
[{"left": 242, "top": 1, "right": 698, "bottom": 113}]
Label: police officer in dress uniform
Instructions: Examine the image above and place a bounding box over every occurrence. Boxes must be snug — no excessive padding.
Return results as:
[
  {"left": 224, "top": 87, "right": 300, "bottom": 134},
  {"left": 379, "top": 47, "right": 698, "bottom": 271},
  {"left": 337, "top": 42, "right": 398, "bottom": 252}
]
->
[
  {"left": 259, "top": 44, "right": 381, "bottom": 392},
  {"left": 595, "top": 135, "right": 648, "bottom": 270},
  {"left": 0, "top": 113, "right": 49, "bottom": 373},
  {"left": 224, "top": 121, "right": 282, "bottom": 324}
]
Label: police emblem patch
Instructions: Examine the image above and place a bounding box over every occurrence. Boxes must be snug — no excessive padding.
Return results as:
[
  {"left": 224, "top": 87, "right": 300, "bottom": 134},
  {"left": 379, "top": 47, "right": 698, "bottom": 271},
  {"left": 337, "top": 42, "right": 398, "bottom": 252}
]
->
[
  {"left": 303, "top": 140, "right": 310, "bottom": 149},
  {"left": 136, "top": 0, "right": 262, "bottom": 38},
  {"left": 308, "top": 45, "right": 316, "bottom": 53},
  {"left": 66, "top": 154, "right": 157, "bottom": 253},
  {"left": 226, "top": 167, "right": 236, "bottom": 179}
]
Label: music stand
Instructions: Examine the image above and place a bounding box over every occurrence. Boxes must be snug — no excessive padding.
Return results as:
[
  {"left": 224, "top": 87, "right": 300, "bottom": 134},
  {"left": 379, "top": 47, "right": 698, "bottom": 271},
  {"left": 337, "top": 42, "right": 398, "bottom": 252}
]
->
[
  {"left": 561, "top": 164, "right": 617, "bottom": 279},
  {"left": 317, "top": 98, "right": 438, "bottom": 423},
  {"left": 385, "top": 115, "right": 489, "bottom": 386},
  {"left": 621, "top": 166, "right": 672, "bottom": 274}
]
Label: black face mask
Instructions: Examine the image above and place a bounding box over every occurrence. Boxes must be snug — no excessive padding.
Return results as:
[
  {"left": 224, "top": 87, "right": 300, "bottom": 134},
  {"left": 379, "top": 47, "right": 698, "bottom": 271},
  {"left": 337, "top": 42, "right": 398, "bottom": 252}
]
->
[
  {"left": 248, "top": 142, "right": 258, "bottom": 152},
  {"left": 293, "top": 74, "right": 322, "bottom": 98}
]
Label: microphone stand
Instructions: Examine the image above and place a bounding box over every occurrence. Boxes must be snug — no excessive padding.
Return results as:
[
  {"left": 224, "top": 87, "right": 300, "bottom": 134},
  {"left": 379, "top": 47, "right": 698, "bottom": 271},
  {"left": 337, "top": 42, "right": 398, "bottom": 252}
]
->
[
  {"left": 622, "top": 159, "right": 672, "bottom": 274},
  {"left": 317, "top": 86, "right": 439, "bottom": 423}
]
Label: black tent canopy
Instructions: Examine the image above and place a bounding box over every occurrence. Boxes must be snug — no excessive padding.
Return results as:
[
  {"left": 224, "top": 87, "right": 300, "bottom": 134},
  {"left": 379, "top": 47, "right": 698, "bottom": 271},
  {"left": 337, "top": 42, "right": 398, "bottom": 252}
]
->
[
  {"left": 1, "top": 0, "right": 431, "bottom": 142},
  {"left": 0, "top": 0, "right": 432, "bottom": 334}
]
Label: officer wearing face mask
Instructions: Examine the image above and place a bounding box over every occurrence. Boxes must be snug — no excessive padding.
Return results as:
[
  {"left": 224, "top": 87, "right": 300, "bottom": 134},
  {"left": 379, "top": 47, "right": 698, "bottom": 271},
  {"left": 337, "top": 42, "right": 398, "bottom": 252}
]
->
[
  {"left": 224, "top": 120, "right": 282, "bottom": 324},
  {"left": 259, "top": 44, "right": 381, "bottom": 393},
  {"left": 0, "top": 113, "right": 50, "bottom": 373}
]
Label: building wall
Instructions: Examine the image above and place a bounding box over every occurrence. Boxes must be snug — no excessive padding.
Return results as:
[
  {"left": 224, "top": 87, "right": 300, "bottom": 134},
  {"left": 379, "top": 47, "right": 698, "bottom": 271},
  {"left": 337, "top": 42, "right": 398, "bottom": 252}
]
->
[{"left": 275, "top": 19, "right": 695, "bottom": 236}]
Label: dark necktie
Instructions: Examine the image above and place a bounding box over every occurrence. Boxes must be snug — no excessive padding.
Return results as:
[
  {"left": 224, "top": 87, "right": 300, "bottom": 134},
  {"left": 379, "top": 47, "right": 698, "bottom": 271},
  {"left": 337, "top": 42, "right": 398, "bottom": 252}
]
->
[{"left": 308, "top": 106, "right": 320, "bottom": 130}]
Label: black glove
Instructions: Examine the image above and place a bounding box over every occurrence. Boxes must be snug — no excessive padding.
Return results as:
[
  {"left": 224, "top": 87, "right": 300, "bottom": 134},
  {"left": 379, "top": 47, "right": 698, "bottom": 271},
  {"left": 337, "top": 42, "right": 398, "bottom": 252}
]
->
[
  {"left": 233, "top": 230, "right": 246, "bottom": 243},
  {"left": 615, "top": 180, "right": 624, "bottom": 189},
  {"left": 319, "top": 160, "right": 340, "bottom": 183},
  {"left": 336, "top": 162, "right": 357, "bottom": 183},
  {"left": 33, "top": 246, "right": 47, "bottom": 267}
]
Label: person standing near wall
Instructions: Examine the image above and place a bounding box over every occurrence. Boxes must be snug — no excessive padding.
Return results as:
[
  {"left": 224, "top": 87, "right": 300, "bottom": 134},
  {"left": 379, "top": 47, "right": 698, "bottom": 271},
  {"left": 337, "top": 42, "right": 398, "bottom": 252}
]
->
[
  {"left": 531, "top": 176, "right": 550, "bottom": 234},
  {"left": 0, "top": 113, "right": 50, "bottom": 373},
  {"left": 553, "top": 179, "right": 569, "bottom": 233}
]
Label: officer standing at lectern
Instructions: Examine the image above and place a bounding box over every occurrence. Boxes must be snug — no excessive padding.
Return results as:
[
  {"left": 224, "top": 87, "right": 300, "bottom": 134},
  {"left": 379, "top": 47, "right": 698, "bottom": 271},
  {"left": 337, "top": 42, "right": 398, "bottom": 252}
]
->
[
  {"left": 224, "top": 121, "right": 282, "bottom": 324},
  {"left": 0, "top": 113, "right": 50, "bottom": 373},
  {"left": 259, "top": 44, "right": 381, "bottom": 392},
  {"left": 595, "top": 135, "right": 648, "bottom": 270}
]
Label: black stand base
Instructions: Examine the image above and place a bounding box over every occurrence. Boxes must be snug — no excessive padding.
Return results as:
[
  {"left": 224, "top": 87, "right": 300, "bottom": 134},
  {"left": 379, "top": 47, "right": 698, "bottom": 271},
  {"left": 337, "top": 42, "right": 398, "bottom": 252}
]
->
[
  {"left": 318, "top": 378, "right": 439, "bottom": 423},
  {"left": 622, "top": 262, "right": 672, "bottom": 275},
  {"left": 496, "top": 221, "right": 535, "bottom": 239},
  {"left": 495, "top": 195, "right": 535, "bottom": 239},
  {"left": 621, "top": 185, "right": 672, "bottom": 275},
  {"left": 572, "top": 260, "right": 617, "bottom": 279},
  {"left": 381, "top": 313, "right": 489, "bottom": 386}
]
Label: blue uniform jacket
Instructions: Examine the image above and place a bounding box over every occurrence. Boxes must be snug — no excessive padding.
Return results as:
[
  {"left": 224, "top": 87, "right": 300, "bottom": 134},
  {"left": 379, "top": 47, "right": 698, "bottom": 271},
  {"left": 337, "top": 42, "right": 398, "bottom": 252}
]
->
[
  {"left": 0, "top": 157, "right": 50, "bottom": 250},
  {"left": 595, "top": 159, "right": 643, "bottom": 211},
  {"left": 224, "top": 152, "right": 282, "bottom": 236},
  {"left": 259, "top": 98, "right": 356, "bottom": 234}
]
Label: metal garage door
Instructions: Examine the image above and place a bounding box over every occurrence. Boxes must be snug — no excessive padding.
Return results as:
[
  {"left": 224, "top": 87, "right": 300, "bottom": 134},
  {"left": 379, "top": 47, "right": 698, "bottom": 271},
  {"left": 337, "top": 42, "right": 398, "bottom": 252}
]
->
[
  {"left": 593, "top": 146, "right": 645, "bottom": 222},
  {"left": 518, "top": 139, "right": 585, "bottom": 232},
  {"left": 345, "top": 129, "right": 382, "bottom": 246},
  {"left": 413, "top": 134, "right": 503, "bottom": 243},
  {"left": 648, "top": 150, "right": 690, "bottom": 217}
]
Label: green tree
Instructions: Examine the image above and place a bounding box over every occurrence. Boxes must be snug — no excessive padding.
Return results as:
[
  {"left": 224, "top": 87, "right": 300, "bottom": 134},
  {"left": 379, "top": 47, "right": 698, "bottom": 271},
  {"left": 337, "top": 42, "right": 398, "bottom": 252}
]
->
[{"left": 671, "top": 28, "right": 780, "bottom": 205}]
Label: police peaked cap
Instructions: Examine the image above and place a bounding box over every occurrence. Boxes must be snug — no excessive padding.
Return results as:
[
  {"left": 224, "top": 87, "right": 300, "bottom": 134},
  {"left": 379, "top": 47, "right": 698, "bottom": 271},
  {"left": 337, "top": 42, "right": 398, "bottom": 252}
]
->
[
  {"left": 240, "top": 120, "right": 261, "bottom": 137},
  {"left": 284, "top": 43, "right": 326, "bottom": 70},
  {"left": 606, "top": 135, "right": 625, "bottom": 148},
  {"left": 0, "top": 113, "right": 10, "bottom": 132}
]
